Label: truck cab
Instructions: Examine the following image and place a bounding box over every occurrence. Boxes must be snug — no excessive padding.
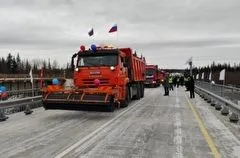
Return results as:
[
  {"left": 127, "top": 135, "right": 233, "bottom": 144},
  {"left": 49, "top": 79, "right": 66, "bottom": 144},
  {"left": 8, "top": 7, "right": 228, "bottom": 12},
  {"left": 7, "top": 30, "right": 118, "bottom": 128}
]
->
[
  {"left": 73, "top": 49, "right": 127, "bottom": 90},
  {"left": 145, "top": 65, "right": 160, "bottom": 87}
]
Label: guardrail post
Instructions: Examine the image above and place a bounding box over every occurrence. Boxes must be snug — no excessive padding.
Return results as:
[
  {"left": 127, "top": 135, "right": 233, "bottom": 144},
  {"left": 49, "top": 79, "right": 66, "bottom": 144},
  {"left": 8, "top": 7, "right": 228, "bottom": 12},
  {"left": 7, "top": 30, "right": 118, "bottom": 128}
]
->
[
  {"left": 207, "top": 96, "right": 212, "bottom": 103},
  {"left": 210, "top": 99, "right": 216, "bottom": 106},
  {"left": 203, "top": 94, "right": 208, "bottom": 101},
  {"left": 199, "top": 90, "right": 204, "bottom": 98},
  {"left": 229, "top": 113, "right": 239, "bottom": 123},
  {"left": 24, "top": 101, "right": 33, "bottom": 115},
  {"left": 221, "top": 106, "right": 229, "bottom": 116},
  {"left": 215, "top": 102, "right": 222, "bottom": 110},
  {"left": 0, "top": 109, "right": 8, "bottom": 121}
]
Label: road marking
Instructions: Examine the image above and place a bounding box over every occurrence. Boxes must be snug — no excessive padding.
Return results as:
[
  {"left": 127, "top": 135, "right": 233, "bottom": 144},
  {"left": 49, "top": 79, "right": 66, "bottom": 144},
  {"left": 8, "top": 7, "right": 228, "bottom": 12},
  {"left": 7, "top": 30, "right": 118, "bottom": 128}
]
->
[
  {"left": 173, "top": 89, "right": 183, "bottom": 158},
  {"left": 185, "top": 93, "right": 221, "bottom": 158},
  {"left": 54, "top": 99, "right": 144, "bottom": 158}
]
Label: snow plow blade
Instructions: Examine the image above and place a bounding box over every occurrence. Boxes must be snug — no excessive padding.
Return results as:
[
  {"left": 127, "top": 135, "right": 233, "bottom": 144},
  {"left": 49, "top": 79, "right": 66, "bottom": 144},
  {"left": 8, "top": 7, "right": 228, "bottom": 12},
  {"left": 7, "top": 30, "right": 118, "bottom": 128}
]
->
[{"left": 42, "top": 92, "right": 115, "bottom": 112}]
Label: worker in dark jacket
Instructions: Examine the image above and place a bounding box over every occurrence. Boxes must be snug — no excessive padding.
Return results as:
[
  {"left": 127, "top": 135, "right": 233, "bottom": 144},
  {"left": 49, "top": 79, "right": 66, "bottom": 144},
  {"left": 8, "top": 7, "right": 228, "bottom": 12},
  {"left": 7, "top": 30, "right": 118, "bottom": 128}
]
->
[
  {"left": 189, "top": 76, "right": 195, "bottom": 98},
  {"left": 163, "top": 77, "right": 169, "bottom": 96}
]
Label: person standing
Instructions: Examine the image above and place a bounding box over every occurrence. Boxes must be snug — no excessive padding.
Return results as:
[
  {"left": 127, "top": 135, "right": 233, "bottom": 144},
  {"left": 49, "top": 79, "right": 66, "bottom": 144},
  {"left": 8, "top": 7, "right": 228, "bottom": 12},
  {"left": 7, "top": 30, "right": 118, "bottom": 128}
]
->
[
  {"left": 176, "top": 77, "right": 180, "bottom": 88},
  {"left": 163, "top": 77, "right": 169, "bottom": 96},
  {"left": 168, "top": 75, "right": 174, "bottom": 91},
  {"left": 189, "top": 76, "right": 195, "bottom": 98}
]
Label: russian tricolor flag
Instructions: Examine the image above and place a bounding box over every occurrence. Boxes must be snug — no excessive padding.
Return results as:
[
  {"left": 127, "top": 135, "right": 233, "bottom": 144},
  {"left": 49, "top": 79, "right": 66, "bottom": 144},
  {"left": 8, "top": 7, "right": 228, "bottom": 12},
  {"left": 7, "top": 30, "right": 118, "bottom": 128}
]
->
[
  {"left": 108, "top": 24, "right": 117, "bottom": 33},
  {"left": 88, "top": 28, "right": 94, "bottom": 36}
]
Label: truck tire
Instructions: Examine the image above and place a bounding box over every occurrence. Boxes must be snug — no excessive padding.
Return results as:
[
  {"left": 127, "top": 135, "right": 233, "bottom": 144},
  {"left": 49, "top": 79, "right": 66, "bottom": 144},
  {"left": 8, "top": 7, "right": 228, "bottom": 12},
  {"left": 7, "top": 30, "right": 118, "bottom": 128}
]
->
[
  {"left": 135, "top": 83, "right": 141, "bottom": 100},
  {"left": 139, "top": 83, "right": 142, "bottom": 98},
  {"left": 108, "top": 96, "right": 115, "bottom": 112},
  {"left": 121, "top": 86, "right": 130, "bottom": 107},
  {"left": 108, "top": 103, "right": 115, "bottom": 112},
  {"left": 140, "top": 83, "right": 144, "bottom": 98}
]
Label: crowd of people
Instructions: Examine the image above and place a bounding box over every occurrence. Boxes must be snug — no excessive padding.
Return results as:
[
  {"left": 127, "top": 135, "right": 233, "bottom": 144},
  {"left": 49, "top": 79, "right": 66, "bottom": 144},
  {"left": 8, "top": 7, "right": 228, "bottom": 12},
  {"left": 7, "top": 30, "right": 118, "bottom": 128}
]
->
[{"left": 163, "top": 74, "right": 195, "bottom": 98}]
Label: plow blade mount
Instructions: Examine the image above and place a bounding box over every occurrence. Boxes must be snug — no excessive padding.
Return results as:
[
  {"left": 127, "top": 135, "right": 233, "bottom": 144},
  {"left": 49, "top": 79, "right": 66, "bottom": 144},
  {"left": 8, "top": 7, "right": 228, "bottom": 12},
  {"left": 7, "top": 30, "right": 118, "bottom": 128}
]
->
[{"left": 42, "top": 92, "right": 115, "bottom": 112}]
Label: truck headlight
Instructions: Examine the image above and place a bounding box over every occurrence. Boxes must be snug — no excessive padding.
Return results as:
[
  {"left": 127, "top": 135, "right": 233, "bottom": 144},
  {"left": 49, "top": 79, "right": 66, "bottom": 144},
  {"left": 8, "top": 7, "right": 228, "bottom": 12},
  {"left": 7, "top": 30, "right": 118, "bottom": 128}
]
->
[
  {"left": 75, "top": 68, "right": 79, "bottom": 72},
  {"left": 110, "top": 66, "right": 115, "bottom": 71}
]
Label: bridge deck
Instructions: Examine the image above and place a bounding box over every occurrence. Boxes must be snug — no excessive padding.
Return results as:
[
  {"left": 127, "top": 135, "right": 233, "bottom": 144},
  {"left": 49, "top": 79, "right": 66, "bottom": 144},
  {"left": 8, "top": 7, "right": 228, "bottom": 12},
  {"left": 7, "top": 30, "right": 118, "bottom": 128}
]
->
[{"left": 0, "top": 87, "right": 239, "bottom": 158}]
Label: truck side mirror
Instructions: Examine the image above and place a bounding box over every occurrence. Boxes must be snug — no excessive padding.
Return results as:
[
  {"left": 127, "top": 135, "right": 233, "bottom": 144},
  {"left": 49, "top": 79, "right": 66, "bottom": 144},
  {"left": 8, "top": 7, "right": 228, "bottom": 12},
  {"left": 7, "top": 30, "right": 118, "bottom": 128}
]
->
[
  {"left": 71, "top": 53, "right": 77, "bottom": 71},
  {"left": 71, "top": 58, "right": 75, "bottom": 71}
]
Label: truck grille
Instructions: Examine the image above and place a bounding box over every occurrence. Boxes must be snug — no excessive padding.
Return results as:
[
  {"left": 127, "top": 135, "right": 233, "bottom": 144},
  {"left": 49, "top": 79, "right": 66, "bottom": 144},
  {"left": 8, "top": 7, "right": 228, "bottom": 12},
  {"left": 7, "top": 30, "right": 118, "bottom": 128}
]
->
[
  {"left": 146, "top": 78, "right": 153, "bottom": 83},
  {"left": 82, "top": 78, "right": 110, "bottom": 86}
]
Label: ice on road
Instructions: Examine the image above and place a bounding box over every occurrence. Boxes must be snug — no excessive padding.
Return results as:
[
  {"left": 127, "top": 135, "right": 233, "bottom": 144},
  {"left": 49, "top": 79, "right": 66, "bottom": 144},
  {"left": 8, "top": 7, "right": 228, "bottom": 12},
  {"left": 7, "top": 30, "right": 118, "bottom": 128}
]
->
[{"left": 0, "top": 87, "right": 239, "bottom": 158}]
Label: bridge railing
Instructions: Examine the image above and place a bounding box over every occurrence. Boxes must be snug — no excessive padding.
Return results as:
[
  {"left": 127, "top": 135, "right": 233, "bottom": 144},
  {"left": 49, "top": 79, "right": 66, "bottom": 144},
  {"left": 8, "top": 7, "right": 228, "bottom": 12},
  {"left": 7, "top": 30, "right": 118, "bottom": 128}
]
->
[
  {"left": 7, "top": 88, "right": 41, "bottom": 99},
  {"left": 196, "top": 81, "right": 240, "bottom": 104},
  {"left": 0, "top": 73, "right": 39, "bottom": 78},
  {"left": 195, "top": 81, "right": 239, "bottom": 122},
  {"left": 0, "top": 96, "right": 42, "bottom": 121},
  {"left": 0, "top": 73, "right": 65, "bottom": 79}
]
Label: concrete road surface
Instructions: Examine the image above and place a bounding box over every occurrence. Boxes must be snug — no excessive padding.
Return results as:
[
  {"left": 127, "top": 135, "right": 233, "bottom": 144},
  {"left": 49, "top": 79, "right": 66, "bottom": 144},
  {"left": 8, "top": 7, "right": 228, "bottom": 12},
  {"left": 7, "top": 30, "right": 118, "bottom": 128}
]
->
[{"left": 0, "top": 87, "right": 240, "bottom": 158}]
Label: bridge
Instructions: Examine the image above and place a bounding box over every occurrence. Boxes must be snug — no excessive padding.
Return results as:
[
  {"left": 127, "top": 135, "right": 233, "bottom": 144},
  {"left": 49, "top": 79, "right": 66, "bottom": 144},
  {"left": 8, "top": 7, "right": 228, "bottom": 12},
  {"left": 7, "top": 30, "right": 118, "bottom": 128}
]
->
[
  {"left": 0, "top": 81, "right": 240, "bottom": 158},
  {"left": 1, "top": 0, "right": 239, "bottom": 157}
]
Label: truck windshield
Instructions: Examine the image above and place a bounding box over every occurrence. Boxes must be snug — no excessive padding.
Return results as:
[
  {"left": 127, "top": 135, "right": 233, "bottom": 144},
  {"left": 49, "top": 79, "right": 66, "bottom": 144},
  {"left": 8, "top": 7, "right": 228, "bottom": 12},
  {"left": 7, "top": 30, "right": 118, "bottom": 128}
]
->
[
  {"left": 78, "top": 55, "right": 118, "bottom": 67},
  {"left": 146, "top": 69, "right": 155, "bottom": 76}
]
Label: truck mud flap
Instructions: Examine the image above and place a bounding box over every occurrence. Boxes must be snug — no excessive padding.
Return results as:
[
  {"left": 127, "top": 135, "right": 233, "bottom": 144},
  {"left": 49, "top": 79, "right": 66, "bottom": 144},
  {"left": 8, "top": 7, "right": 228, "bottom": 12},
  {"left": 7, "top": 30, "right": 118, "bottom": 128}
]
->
[{"left": 42, "top": 93, "right": 115, "bottom": 112}]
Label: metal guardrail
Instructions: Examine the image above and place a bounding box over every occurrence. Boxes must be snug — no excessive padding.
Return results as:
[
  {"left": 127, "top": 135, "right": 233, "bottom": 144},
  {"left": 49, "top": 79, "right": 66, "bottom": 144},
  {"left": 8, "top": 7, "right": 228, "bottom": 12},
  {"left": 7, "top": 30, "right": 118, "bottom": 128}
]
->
[
  {"left": 0, "top": 96, "right": 42, "bottom": 109},
  {"left": 195, "top": 83, "right": 239, "bottom": 123},
  {"left": 7, "top": 88, "right": 41, "bottom": 98},
  {"left": 0, "top": 73, "right": 39, "bottom": 78},
  {"left": 196, "top": 81, "right": 240, "bottom": 104},
  {"left": 0, "top": 73, "right": 65, "bottom": 79},
  {"left": 196, "top": 86, "right": 240, "bottom": 112},
  {"left": 0, "top": 96, "right": 42, "bottom": 121}
]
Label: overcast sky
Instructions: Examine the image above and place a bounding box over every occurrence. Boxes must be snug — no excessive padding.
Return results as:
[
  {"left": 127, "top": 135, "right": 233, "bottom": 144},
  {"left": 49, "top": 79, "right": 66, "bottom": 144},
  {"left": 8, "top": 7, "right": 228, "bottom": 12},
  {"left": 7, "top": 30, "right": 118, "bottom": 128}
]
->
[{"left": 0, "top": 0, "right": 240, "bottom": 69}]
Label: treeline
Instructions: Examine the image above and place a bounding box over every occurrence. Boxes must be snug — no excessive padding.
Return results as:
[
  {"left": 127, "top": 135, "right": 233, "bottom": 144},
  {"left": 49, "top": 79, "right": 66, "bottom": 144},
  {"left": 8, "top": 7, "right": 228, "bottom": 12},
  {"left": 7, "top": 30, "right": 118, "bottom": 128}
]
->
[
  {"left": 189, "top": 62, "right": 240, "bottom": 85},
  {"left": 192, "top": 61, "right": 240, "bottom": 74},
  {"left": 0, "top": 53, "right": 71, "bottom": 77}
]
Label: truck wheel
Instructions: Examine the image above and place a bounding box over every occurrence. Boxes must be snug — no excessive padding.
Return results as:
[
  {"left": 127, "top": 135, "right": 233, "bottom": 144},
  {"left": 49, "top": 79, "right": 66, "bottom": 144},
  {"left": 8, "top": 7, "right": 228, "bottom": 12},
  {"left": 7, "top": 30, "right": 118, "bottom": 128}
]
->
[
  {"left": 135, "top": 83, "right": 141, "bottom": 100},
  {"left": 108, "top": 96, "right": 115, "bottom": 112},
  {"left": 108, "top": 103, "right": 115, "bottom": 112},
  {"left": 139, "top": 83, "right": 142, "bottom": 98},
  {"left": 121, "top": 86, "right": 130, "bottom": 107},
  {"left": 140, "top": 83, "right": 144, "bottom": 98}
]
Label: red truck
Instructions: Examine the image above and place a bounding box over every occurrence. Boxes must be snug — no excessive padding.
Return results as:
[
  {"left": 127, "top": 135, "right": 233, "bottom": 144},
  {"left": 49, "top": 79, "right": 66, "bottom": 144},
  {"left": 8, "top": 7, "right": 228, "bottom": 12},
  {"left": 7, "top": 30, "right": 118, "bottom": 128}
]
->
[
  {"left": 42, "top": 45, "right": 146, "bottom": 112},
  {"left": 145, "top": 65, "right": 160, "bottom": 87},
  {"left": 158, "top": 70, "right": 166, "bottom": 85}
]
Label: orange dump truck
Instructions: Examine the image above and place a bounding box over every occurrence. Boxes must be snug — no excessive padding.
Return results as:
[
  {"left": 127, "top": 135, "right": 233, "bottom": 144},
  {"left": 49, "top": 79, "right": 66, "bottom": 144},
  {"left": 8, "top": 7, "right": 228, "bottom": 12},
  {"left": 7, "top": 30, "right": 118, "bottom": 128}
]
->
[{"left": 42, "top": 45, "right": 146, "bottom": 112}]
